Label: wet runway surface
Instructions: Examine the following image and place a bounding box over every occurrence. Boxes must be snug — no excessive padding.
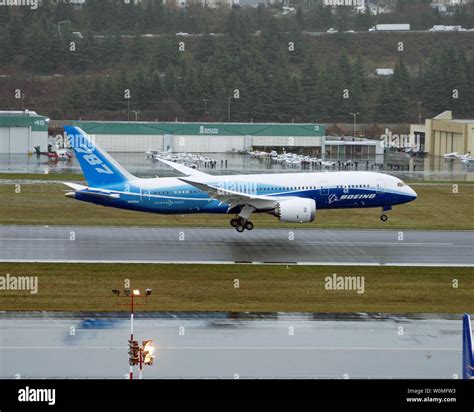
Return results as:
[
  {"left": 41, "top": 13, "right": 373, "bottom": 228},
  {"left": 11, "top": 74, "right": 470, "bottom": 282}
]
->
[
  {"left": 0, "top": 226, "right": 472, "bottom": 266},
  {"left": 0, "top": 313, "right": 462, "bottom": 379},
  {"left": 0, "top": 152, "right": 472, "bottom": 181}
]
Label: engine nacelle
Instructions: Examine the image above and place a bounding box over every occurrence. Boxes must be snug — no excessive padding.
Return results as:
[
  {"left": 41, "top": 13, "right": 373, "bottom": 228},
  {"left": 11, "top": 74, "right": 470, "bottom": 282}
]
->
[{"left": 275, "top": 198, "right": 316, "bottom": 223}]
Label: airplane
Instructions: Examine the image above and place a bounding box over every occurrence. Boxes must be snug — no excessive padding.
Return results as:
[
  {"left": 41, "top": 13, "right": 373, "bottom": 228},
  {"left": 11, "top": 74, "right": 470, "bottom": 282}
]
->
[{"left": 62, "top": 126, "right": 417, "bottom": 232}]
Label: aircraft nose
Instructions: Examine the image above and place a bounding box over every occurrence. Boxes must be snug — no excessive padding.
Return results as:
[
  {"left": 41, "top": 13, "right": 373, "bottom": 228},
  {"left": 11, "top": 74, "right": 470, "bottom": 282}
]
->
[{"left": 407, "top": 186, "right": 417, "bottom": 200}]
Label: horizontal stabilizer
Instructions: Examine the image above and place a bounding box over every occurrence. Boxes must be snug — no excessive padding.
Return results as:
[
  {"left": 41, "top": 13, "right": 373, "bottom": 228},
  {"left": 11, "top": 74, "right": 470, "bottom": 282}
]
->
[
  {"left": 62, "top": 182, "right": 120, "bottom": 200},
  {"left": 62, "top": 182, "right": 87, "bottom": 191}
]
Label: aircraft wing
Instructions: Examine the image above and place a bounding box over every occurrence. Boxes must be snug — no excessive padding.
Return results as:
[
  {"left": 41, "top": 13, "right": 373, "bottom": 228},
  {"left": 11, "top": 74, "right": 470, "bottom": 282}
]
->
[
  {"left": 155, "top": 157, "right": 209, "bottom": 178},
  {"left": 178, "top": 177, "right": 280, "bottom": 211}
]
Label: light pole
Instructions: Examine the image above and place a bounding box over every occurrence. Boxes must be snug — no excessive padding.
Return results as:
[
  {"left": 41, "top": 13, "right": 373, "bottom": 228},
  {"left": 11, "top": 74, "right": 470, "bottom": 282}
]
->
[
  {"left": 202, "top": 98, "right": 209, "bottom": 120},
  {"left": 227, "top": 96, "right": 232, "bottom": 122},
  {"left": 132, "top": 110, "right": 140, "bottom": 121},
  {"left": 350, "top": 112, "right": 358, "bottom": 138},
  {"left": 112, "top": 288, "right": 154, "bottom": 380}
]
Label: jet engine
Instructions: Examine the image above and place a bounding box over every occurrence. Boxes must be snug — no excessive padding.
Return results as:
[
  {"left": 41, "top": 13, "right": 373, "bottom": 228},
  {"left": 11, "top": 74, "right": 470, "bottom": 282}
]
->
[{"left": 275, "top": 198, "right": 316, "bottom": 223}]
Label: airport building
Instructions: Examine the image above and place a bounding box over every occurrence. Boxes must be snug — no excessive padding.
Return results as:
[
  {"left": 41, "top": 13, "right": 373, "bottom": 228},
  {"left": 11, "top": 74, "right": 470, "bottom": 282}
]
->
[
  {"left": 410, "top": 111, "right": 474, "bottom": 156},
  {"left": 70, "top": 120, "right": 384, "bottom": 157},
  {"left": 71, "top": 121, "right": 327, "bottom": 154},
  {"left": 0, "top": 111, "right": 49, "bottom": 154}
]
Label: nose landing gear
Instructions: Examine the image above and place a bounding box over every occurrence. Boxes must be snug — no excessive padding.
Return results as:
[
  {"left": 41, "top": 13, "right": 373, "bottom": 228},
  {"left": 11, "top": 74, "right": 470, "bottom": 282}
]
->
[{"left": 380, "top": 205, "right": 391, "bottom": 222}]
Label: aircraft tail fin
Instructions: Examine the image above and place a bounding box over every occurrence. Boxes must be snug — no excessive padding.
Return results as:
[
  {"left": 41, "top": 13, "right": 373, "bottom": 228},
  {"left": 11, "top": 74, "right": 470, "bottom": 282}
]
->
[
  {"left": 64, "top": 126, "right": 135, "bottom": 187},
  {"left": 463, "top": 313, "right": 474, "bottom": 379}
]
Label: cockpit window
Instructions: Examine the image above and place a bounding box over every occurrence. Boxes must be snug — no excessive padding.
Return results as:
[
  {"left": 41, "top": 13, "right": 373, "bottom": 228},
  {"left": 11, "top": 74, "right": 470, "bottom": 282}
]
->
[{"left": 397, "top": 181, "right": 405, "bottom": 187}]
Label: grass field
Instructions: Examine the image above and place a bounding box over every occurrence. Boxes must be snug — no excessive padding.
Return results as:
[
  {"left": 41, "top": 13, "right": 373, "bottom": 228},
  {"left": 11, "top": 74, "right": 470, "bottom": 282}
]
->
[
  {"left": 0, "top": 182, "right": 472, "bottom": 230},
  {"left": 0, "top": 263, "right": 472, "bottom": 312},
  {"left": 0, "top": 173, "right": 85, "bottom": 181}
]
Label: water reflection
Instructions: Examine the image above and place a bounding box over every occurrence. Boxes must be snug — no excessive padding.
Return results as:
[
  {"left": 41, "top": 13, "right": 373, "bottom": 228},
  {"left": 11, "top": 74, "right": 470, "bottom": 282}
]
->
[{"left": 0, "top": 152, "right": 471, "bottom": 181}]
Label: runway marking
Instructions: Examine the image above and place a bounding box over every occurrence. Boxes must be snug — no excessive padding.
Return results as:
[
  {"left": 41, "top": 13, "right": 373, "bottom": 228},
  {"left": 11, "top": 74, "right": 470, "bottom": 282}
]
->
[
  {"left": 0, "top": 238, "right": 460, "bottom": 247},
  {"left": 0, "top": 259, "right": 472, "bottom": 267}
]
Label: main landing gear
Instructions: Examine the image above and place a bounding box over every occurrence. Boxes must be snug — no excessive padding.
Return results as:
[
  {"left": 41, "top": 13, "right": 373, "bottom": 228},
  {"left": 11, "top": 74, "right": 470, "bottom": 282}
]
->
[
  {"left": 230, "top": 217, "right": 254, "bottom": 232},
  {"left": 380, "top": 214, "right": 389, "bottom": 222}
]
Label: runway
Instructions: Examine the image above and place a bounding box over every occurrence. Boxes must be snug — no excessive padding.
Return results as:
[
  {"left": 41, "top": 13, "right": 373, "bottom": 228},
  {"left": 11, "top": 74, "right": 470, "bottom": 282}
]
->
[
  {"left": 0, "top": 226, "right": 472, "bottom": 266},
  {"left": 0, "top": 313, "right": 462, "bottom": 379}
]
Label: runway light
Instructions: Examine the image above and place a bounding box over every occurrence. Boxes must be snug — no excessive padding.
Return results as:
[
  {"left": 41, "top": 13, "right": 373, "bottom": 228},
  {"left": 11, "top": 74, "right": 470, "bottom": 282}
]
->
[
  {"left": 133, "top": 289, "right": 140, "bottom": 296},
  {"left": 112, "top": 289, "right": 120, "bottom": 296},
  {"left": 142, "top": 340, "right": 155, "bottom": 365},
  {"left": 145, "top": 289, "right": 152, "bottom": 296}
]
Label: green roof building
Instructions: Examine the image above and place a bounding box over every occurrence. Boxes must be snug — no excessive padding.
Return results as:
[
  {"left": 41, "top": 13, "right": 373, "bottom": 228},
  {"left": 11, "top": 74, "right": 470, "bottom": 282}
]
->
[
  {"left": 70, "top": 121, "right": 326, "bottom": 153},
  {"left": 0, "top": 111, "right": 49, "bottom": 154}
]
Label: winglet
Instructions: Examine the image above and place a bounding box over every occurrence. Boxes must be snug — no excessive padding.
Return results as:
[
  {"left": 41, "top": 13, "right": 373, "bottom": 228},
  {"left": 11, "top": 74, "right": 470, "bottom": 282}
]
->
[
  {"left": 155, "top": 157, "right": 209, "bottom": 177},
  {"left": 463, "top": 313, "right": 474, "bottom": 379}
]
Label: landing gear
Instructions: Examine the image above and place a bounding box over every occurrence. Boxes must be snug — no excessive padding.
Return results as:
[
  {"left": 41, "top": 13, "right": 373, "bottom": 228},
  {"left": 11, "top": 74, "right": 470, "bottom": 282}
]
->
[
  {"left": 380, "top": 205, "right": 391, "bottom": 222},
  {"left": 230, "top": 216, "right": 254, "bottom": 232},
  {"left": 230, "top": 205, "right": 256, "bottom": 233}
]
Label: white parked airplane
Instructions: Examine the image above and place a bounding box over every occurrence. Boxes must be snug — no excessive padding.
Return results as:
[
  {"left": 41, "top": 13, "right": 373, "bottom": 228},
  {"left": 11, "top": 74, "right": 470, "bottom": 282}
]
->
[{"left": 63, "top": 126, "right": 417, "bottom": 232}]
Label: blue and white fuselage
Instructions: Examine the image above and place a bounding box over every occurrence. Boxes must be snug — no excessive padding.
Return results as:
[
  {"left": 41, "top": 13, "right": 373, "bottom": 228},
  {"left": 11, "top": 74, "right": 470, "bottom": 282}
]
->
[{"left": 63, "top": 126, "right": 417, "bottom": 232}]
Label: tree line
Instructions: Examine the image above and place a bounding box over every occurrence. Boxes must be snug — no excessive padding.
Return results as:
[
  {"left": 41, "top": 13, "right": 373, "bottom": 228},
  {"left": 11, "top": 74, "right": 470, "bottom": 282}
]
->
[{"left": 0, "top": 3, "right": 473, "bottom": 123}]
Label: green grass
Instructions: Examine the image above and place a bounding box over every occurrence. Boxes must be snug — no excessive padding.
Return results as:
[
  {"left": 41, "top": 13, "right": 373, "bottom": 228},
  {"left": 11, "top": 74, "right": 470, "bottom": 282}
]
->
[
  {"left": 0, "top": 263, "right": 472, "bottom": 312},
  {"left": 0, "top": 183, "right": 473, "bottom": 230},
  {"left": 0, "top": 172, "right": 85, "bottom": 181}
]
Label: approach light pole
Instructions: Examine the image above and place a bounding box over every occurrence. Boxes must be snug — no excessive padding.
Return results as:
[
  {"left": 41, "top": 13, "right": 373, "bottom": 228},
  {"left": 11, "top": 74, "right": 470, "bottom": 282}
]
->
[
  {"left": 350, "top": 112, "right": 358, "bottom": 138},
  {"left": 112, "top": 288, "right": 154, "bottom": 380},
  {"left": 227, "top": 96, "right": 232, "bottom": 122},
  {"left": 202, "top": 98, "right": 209, "bottom": 120}
]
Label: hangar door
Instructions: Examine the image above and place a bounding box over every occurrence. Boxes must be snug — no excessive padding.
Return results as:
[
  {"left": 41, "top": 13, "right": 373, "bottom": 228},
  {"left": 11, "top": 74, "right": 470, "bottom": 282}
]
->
[{"left": 9, "top": 127, "right": 30, "bottom": 153}]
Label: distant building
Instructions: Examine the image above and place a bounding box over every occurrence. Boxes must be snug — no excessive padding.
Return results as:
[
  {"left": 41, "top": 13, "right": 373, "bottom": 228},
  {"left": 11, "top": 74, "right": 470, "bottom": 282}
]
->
[
  {"left": 324, "top": 0, "right": 394, "bottom": 14},
  {"left": 0, "top": 111, "right": 49, "bottom": 154},
  {"left": 47, "top": 0, "right": 87, "bottom": 8},
  {"left": 366, "top": 1, "right": 392, "bottom": 14},
  {"left": 375, "top": 68, "right": 394, "bottom": 76},
  {"left": 410, "top": 111, "right": 474, "bottom": 155},
  {"left": 324, "top": 0, "right": 366, "bottom": 13},
  {"left": 431, "top": 0, "right": 471, "bottom": 14},
  {"left": 431, "top": 0, "right": 470, "bottom": 5}
]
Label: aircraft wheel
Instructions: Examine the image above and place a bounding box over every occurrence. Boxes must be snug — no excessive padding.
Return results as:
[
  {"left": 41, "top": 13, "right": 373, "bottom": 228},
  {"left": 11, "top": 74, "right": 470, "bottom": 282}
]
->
[
  {"left": 380, "top": 214, "right": 388, "bottom": 222},
  {"left": 236, "top": 225, "right": 245, "bottom": 233},
  {"left": 230, "top": 218, "right": 239, "bottom": 227},
  {"left": 245, "top": 221, "right": 254, "bottom": 231}
]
